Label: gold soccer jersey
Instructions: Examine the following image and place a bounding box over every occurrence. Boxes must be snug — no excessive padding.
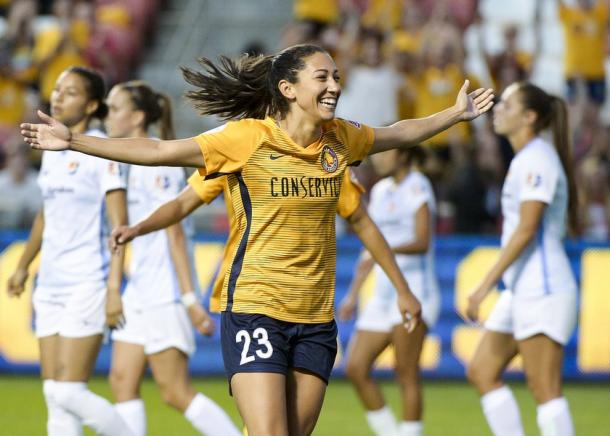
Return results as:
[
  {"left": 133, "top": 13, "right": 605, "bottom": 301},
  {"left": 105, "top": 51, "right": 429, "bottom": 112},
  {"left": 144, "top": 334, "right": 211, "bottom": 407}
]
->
[
  {"left": 194, "top": 117, "right": 373, "bottom": 323},
  {"left": 188, "top": 168, "right": 365, "bottom": 314}
]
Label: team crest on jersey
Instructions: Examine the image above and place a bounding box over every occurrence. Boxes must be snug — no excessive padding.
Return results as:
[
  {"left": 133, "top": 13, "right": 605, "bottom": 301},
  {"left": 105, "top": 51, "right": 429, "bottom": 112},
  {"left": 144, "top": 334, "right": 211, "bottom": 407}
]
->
[
  {"left": 67, "top": 161, "right": 79, "bottom": 174},
  {"left": 346, "top": 120, "right": 361, "bottom": 129},
  {"left": 155, "top": 175, "right": 170, "bottom": 190},
  {"left": 526, "top": 172, "right": 542, "bottom": 188},
  {"left": 321, "top": 145, "right": 338, "bottom": 173}
]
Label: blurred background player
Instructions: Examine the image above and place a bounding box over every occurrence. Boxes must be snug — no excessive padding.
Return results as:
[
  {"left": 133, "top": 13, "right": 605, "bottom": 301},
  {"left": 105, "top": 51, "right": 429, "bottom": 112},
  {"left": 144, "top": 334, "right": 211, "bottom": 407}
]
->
[
  {"left": 6, "top": 66, "right": 132, "bottom": 436},
  {"left": 338, "top": 146, "right": 440, "bottom": 436},
  {"left": 466, "top": 82, "right": 579, "bottom": 436},
  {"left": 103, "top": 80, "right": 240, "bottom": 436}
]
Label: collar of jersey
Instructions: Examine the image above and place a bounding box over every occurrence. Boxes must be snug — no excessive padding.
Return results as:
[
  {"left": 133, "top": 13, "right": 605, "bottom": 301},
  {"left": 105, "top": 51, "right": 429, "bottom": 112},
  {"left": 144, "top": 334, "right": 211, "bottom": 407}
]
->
[{"left": 263, "top": 116, "right": 336, "bottom": 157}]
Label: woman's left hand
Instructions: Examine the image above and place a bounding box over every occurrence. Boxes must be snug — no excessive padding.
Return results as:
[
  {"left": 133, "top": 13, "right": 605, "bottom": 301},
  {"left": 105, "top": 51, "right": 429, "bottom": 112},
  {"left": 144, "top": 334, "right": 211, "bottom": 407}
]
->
[
  {"left": 105, "top": 289, "right": 125, "bottom": 329},
  {"left": 454, "top": 80, "right": 495, "bottom": 121}
]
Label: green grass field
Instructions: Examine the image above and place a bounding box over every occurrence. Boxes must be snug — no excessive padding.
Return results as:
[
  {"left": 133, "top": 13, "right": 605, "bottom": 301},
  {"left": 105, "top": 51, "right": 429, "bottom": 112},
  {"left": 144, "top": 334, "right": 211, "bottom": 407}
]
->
[{"left": 1, "top": 376, "right": 608, "bottom": 435}]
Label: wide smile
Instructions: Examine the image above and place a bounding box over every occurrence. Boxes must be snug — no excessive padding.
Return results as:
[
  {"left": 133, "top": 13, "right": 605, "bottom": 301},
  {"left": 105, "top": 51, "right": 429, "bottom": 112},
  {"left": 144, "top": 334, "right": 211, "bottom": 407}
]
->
[{"left": 319, "top": 97, "right": 337, "bottom": 111}]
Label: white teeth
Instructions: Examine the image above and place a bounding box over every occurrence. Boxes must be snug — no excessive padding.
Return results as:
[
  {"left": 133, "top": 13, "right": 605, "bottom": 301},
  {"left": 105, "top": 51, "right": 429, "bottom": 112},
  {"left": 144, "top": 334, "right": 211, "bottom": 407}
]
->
[{"left": 320, "top": 98, "right": 337, "bottom": 108}]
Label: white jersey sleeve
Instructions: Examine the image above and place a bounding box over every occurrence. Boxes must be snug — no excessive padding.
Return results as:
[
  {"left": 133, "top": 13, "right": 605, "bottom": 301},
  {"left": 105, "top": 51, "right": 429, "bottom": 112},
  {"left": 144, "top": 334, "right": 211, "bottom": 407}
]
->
[
  {"left": 517, "top": 150, "right": 558, "bottom": 205},
  {"left": 98, "top": 160, "right": 128, "bottom": 195},
  {"left": 407, "top": 172, "right": 434, "bottom": 214},
  {"left": 149, "top": 167, "right": 185, "bottom": 206}
]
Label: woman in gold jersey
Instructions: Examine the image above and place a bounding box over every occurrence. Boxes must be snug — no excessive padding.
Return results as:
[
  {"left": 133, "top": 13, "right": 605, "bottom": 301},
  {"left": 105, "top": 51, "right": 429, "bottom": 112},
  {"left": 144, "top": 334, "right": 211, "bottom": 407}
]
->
[{"left": 21, "top": 44, "right": 494, "bottom": 435}]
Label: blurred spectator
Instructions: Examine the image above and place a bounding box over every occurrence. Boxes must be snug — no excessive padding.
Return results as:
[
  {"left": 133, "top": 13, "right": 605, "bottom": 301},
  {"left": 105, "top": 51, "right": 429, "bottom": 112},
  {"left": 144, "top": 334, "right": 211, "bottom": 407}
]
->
[
  {"left": 557, "top": 0, "right": 608, "bottom": 125},
  {"left": 0, "top": 137, "right": 41, "bottom": 229},
  {"left": 33, "top": 0, "right": 88, "bottom": 104},
  {"left": 481, "top": 23, "right": 536, "bottom": 93},
  {"left": 336, "top": 28, "right": 401, "bottom": 126}
]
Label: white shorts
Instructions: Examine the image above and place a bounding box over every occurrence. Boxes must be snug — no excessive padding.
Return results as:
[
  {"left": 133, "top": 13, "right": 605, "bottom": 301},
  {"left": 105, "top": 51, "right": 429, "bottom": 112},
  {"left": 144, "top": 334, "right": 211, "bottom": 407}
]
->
[
  {"left": 33, "top": 283, "right": 106, "bottom": 338},
  {"left": 484, "top": 290, "right": 514, "bottom": 335},
  {"left": 484, "top": 290, "right": 577, "bottom": 346},
  {"left": 111, "top": 301, "right": 195, "bottom": 356},
  {"left": 355, "top": 291, "right": 441, "bottom": 333}
]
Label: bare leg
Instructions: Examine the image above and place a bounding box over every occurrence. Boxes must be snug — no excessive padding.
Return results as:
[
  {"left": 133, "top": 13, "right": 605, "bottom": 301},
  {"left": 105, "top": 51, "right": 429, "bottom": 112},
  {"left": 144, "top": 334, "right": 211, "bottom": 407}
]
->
[
  {"left": 39, "top": 335, "right": 82, "bottom": 436},
  {"left": 109, "top": 341, "right": 147, "bottom": 402},
  {"left": 468, "top": 330, "right": 523, "bottom": 436},
  {"left": 467, "top": 330, "right": 518, "bottom": 396},
  {"left": 391, "top": 322, "right": 427, "bottom": 422},
  {"left": 286, "top": 368, "right": 327, "bottom": 436},
  {"left": 519, "top": 334, "right": 573, "bottom": 436},
  {"left": 344, "top": 330, "right": 392, "bottom": 410},
  {"left": 231, "top": 372, "right": 288, "bottom": 436},
  {"left": 148, "top": 347, "right": 197, "bottom": 412}
]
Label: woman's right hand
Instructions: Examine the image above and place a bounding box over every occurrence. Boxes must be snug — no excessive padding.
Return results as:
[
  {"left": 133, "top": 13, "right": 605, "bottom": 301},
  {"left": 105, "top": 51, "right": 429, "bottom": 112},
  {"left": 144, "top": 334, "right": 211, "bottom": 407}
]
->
[
  {"left": 7, "top": 268, "right": 28, "bottom": 297},
  {"left": 465, "top": 287, "right": 487, "bottom": 323},
  {"left": 110, "top": 225, "right": 138, "bottom": 251},
  {"left": 21, "top": 110, "right": 71, "bottom": 151},
  {"left": 337, "top": 294, "right": 358, "bottom": 321}
]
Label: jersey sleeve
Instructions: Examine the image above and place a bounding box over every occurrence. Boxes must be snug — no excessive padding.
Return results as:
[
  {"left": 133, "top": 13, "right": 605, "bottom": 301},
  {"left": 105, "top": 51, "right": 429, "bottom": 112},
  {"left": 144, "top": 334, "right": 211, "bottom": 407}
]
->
[
  {"left": 336, "top": 169, "right": 365, "bottom": 218},
  {"left": 187, "top": 170, "right": 225, "bottom": 204},
  {"left": 335, "top": 119, "right": 375, "bottom": 166},
  {"left": 407, "top": 173, "right": 433, "bottom": 213},
  {"left": 517, "top": 156, "right": 558, "bottom": 205},
  {"left": 99, "top": 159, "right": 128, "bottom": 194},
  {"left": 194, "top": 119, "right": 264, "bottom": 177},
  {"left": 149, "top": 167, "right": 185, "bottom": 206}
]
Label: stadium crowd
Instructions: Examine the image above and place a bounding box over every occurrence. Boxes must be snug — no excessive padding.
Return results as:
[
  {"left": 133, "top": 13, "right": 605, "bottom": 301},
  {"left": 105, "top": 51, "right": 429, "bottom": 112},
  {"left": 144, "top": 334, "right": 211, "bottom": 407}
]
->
[
  {"left": 0, "top": 0, "right": 161, "bottom": 227},
  {"left": 0, "top": 0, "right": 609, "bottom": 241}
]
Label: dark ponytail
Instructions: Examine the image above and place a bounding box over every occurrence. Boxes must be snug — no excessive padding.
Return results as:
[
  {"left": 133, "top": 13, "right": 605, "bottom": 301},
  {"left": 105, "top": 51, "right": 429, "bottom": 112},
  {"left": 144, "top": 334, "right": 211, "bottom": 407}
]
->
[
  {"left": 549, "top": 96, "right": 578, "bottom": 235},
  {"left": 116, "top": 80, "right": 176, "bottom": 140},
  {"left": 181, "top": 44, "right": 327, "bottom": 120},
  {"left": 156, "top": 92, "right": 175, "bottom": 140},
  {"left": 67, "top": 66, "right": 108, "bottom": 119},
  {"left": 517, "top": 83, "right": 579, "bottom": 234}
]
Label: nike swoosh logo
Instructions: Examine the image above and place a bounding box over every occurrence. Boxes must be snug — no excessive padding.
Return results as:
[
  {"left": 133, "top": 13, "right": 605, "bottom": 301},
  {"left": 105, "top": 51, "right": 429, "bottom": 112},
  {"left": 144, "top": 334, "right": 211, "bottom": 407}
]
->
[{"left": 269, "top": 154, "right": 286, "bottom": 160}]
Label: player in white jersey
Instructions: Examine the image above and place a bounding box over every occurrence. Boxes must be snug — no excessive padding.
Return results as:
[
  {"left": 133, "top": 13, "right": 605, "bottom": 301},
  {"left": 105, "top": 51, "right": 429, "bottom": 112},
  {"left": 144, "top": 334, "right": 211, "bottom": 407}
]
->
[
  {"left": 7, "top": 67, "right": 133, "bottom": 435},
  {"left": 338, "top": 146, "right": 440, "bottom": 436},
  {"left": 104, "top": 81, "right": 240, "bottom": 436},
  {"left": 466, "top": 82, "right": 579, "bottom": 436}
]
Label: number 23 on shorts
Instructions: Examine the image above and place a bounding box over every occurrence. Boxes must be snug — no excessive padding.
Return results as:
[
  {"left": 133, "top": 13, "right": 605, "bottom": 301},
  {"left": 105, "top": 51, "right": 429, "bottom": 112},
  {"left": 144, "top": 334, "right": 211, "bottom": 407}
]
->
[{"left": 236, "top": 327, "right": 274, "bottom": 365}]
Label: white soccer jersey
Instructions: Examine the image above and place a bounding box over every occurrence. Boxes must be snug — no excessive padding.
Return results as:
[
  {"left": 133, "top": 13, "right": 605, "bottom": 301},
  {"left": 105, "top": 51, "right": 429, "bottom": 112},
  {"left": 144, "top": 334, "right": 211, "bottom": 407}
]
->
[
  {"left": 368, "top": 171, "right": 439, "bottom": 303},
  {"left": 36, "top": 129, "right": 127, "bottom": 288},
  {"left": 500, "top": 137, "right": 577, "bottom": 297},
  {"left": 123, "top": 165, "right": 197, "bottom": 309}
]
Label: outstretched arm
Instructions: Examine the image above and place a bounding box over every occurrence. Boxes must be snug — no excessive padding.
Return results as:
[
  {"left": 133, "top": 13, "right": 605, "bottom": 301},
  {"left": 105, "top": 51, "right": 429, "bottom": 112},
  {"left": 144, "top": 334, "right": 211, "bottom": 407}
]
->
[
  {"left": 21, "top": 111, "right": 204, "bottom": 168},
  {"left": 347, "top": 203, "right": 422, "bottom": 332},
  {"left": 371, "top": 81, "right": 494, "bottom": 154}
]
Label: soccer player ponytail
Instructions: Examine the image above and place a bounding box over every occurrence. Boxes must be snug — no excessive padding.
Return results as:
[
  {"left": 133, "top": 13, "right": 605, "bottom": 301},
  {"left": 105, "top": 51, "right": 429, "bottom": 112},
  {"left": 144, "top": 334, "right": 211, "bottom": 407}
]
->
[
  {"left": 181, "top": 44, "right": 327, "bottom": 120},
  {"left": 517, "top": 83, "right": 579, "bottom": 234},
  {"left": 117, "top": 80, "right": 176, "bottom": 140}
]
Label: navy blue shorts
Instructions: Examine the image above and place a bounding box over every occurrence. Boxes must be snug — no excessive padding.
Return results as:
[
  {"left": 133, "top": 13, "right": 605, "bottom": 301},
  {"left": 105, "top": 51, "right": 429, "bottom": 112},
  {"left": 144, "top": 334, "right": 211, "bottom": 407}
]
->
[
  {"left": 566, "top": 77, "right": 606, "bottom": 105},
  {"left": 220, "top": 312, "right": 338, "bottom": 385}
]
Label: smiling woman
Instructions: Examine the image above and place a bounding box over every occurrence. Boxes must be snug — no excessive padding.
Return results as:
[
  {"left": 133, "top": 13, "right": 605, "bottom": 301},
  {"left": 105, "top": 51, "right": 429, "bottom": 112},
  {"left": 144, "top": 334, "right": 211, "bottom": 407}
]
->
[{"left": 20, "top": 43, "right": 494, "bottom": 436}]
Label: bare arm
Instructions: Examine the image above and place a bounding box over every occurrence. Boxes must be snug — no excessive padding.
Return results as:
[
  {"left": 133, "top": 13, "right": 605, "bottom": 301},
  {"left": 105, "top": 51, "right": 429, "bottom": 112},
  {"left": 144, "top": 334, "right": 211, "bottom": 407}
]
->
[
  {"left": 346, "top": 203, "right": 421, "bottom": 331},
  {"left": 7, "top": 209, "right": 44, "bottom": 297},
  {"left": 71, "top": 134, "right": 204, "bottom": 168},
  {"left": 466, "top": 200, "right": 546, "bottom": 321},
  {"left": 111, "top": 185, "right": 203, "bottom": 248},
  {"left": 337, "top": 249, "right": 374, "bottom": 321},
  {"left": 392, "top": 203, "right": 431, "bottom": 255},
  {"left": 165, "top": 222, "right": 215, "bottom": 336},
  {"left": 21, "top": 110, "right": 205, "bottom": 168},
  {"left": 371, "top": 81, "right": 494, "bottom": 154},
  {"left": 105, "top": 189, "right": 127, "bottom": 328}
]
